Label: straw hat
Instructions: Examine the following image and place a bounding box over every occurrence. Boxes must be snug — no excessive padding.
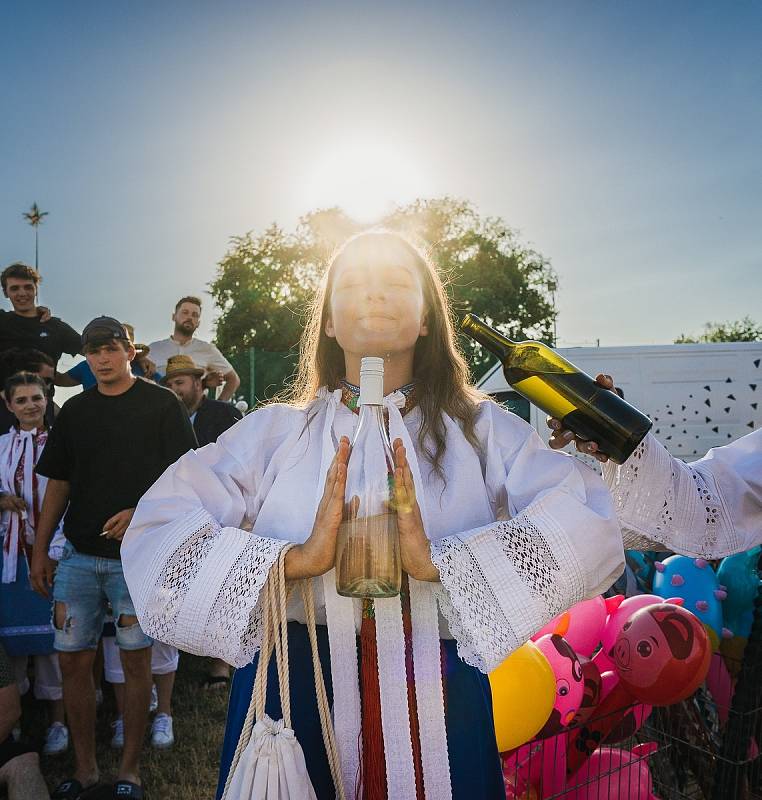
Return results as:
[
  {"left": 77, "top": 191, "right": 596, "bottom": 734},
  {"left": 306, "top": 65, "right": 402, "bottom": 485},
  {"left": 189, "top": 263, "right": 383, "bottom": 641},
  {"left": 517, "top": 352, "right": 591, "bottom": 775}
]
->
[{"left": 162, "top": 355, "right": 205, "bottom": 382}]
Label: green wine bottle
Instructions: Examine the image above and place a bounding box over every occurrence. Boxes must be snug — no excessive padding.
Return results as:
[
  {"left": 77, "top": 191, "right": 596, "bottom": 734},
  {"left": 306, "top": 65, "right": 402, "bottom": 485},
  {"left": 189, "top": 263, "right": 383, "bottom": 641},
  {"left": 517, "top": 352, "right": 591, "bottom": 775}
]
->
[{"left": 461, "top": 314, "right": 652, "bottom": 464}]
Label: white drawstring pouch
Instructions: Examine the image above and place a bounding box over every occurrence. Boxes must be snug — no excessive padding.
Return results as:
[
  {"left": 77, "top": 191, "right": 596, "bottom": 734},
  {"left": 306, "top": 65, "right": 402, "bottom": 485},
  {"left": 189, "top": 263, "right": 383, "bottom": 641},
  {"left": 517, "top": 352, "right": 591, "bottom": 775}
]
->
[{"left": 221, "top": 546, "right": 345, "bottom": 800}]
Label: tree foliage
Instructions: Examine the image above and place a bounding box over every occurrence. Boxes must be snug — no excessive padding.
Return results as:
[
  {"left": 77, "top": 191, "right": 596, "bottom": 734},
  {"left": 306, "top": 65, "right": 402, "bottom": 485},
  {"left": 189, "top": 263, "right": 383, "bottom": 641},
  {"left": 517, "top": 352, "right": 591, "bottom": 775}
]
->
[
  {"left": 675, "top": 316, "right": 762, "bottom": 344},
  {"left": 209, "top": 197, "right": 557, "bottom": 388}
]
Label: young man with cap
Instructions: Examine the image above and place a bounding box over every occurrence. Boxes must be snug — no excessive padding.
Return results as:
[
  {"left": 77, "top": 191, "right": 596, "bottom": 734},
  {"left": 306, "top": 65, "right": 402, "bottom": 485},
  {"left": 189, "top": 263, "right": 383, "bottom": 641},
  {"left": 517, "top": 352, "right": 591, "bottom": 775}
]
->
[
  {"left": 148, "top": 295, "right": 240, "bottom": 401},
  {"left": 29, "top": 317, "right": 197, "bottom": 800},
  {"left": 163, "top": 355, "right": 243, "bottom": 691}
]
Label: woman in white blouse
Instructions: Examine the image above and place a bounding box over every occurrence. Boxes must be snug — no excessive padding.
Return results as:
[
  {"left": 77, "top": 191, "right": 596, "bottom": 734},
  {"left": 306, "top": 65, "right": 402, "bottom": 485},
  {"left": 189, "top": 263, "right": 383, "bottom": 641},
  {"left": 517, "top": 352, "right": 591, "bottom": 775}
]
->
[{"left": 122, "top": 231, "right": 624, "bottom": 800}]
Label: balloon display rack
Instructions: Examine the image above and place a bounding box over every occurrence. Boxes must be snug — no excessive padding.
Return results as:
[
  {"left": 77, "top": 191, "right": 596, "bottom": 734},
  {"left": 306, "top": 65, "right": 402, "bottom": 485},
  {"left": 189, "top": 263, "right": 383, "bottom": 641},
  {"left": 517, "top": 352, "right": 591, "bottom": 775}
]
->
[{"left": 502, "top": 656, "right": 762, "bottom": 799}]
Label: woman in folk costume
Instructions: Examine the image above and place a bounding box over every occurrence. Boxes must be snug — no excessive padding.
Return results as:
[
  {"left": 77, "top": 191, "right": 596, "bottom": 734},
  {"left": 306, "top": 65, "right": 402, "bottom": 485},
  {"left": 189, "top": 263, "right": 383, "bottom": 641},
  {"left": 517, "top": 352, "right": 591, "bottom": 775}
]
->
[
  {"left": 0, "top": 371, "right": 68, "bottom": 755},
  {"left": 549, "top": 374, "right": 762, "bottom": 560},
  {"left": 122, "top": 231, "right": 625, "bottom": 799}
]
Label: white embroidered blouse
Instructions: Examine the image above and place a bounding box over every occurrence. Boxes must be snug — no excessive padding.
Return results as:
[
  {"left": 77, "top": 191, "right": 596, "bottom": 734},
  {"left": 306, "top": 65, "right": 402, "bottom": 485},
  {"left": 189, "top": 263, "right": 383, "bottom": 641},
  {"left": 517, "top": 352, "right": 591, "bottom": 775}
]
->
[
  {"left": 604, "top": 429, "right": 762, "bottom": 559},
  {"left": 122, "top": 389, "right": 624, "bottom": 798}
]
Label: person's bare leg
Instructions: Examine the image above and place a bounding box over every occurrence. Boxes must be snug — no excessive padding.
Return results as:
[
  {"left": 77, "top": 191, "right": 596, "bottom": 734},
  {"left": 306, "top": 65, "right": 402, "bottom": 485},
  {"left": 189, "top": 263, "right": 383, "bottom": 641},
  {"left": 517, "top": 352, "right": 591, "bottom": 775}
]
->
[
  {"left": 0, "top": 752, "right": 49, "bottom": 800},
  {"left": 58, "top": 648, "right": 98, "bottom": 787},
  {"left": 48, "top": 697, "right": 65, "bottom": 725},
  {"left": 112, "top": 681, "right": 125, "bottom": 718},
  {"left": 0, "top": 684, "right": 20, "bottom": 742},
  {"left": 154, "top": 670, "right": 175, "bottom": 716},
  {"left": 118, "top": 640, "right": 151, "bottom": 784}
]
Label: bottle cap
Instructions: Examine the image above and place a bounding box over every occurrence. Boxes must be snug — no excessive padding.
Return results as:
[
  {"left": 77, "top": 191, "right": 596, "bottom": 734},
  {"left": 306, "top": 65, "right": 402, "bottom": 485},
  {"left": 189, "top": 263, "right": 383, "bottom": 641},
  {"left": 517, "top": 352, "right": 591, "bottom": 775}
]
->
[{"left": 359, "top": 356, "right": 384, "bottom": 406}]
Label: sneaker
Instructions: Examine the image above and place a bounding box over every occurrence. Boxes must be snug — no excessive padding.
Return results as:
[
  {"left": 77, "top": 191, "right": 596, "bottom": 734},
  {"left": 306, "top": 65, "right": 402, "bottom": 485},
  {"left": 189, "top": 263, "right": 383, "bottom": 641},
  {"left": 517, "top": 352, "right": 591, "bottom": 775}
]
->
[
  {"left": 43, "top": 722, "right": 69, "bottom": 755},
  {"left": 151, "top": 713, "right": 174, "bottom": 749},
  {"left": 110, "top": 716, "right": 124, "bottom": 749},
  {"left": 149, "top": 684, "right": 158, "bottom": 713}
]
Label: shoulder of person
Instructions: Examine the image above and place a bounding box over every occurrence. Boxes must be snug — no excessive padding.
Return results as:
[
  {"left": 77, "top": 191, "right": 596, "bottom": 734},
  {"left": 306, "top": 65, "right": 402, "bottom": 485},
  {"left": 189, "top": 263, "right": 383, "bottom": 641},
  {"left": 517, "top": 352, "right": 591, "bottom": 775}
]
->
[
  {"left": 473, "top": 396, "right": 538, "bottom": 448},
  {"left": 217, "top": 401, "right": 305, "bottom": 443},
  {"left": 135, "top": 377, "right": 181, "bottom": 402},
  {"left": 147, "top": 337, "right": 171, "bottom": 349}
]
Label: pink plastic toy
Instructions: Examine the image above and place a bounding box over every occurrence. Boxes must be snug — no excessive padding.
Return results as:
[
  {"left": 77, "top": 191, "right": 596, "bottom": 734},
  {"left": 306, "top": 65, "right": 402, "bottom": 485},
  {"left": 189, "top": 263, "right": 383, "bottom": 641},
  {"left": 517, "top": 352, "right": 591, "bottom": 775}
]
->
[
  {"left": 561, "top": 743, "right": 660, "bottom": 800},
  {"left": 532, "top": 596, "right": 623, "bottom": 659},
  {"left": 593, "top": 594, "right": 683, "bottom": 674}
]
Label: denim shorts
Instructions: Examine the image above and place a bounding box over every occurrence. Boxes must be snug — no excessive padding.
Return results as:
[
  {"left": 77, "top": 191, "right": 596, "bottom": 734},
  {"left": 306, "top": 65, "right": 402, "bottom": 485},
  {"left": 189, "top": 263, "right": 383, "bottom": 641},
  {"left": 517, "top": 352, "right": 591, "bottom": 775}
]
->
[{"left": 52, "top": 542, "right": 152, "bottom": 652}]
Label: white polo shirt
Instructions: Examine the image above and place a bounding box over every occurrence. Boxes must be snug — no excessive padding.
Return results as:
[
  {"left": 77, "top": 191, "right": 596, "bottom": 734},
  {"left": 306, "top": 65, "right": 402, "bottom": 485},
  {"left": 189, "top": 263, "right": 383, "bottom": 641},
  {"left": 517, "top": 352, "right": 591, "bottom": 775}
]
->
[{"left": 147, "top": 336, "right": 234, "bottom": 375}]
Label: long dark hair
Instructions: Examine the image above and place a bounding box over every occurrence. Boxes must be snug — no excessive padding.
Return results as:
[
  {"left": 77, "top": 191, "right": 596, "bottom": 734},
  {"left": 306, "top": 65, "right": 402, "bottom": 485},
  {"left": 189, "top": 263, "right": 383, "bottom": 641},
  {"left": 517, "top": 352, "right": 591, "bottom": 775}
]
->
[{"left": 286, "top": 230, "right": 486, "bottom": 476}]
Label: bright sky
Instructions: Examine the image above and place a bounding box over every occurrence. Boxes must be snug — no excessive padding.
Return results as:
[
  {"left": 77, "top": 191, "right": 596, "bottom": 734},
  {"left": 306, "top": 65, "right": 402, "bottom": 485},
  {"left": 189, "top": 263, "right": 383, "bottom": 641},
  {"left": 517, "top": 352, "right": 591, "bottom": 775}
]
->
[{"left": 1, "top": 0, "right": 760, "bottom": 369}]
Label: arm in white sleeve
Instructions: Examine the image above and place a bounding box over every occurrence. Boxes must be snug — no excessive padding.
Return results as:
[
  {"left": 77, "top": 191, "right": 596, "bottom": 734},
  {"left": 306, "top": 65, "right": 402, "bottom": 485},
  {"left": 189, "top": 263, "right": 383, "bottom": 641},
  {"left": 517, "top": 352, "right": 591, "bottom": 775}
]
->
[
  {"left": 121, "top": 408, "right": 296, "bottom": 667},
  {"left": 603, "top": 430, "right": 762, "bottom": 559},
  {"left": 430, "top": 403, "right": 625, "bottom": 673}
]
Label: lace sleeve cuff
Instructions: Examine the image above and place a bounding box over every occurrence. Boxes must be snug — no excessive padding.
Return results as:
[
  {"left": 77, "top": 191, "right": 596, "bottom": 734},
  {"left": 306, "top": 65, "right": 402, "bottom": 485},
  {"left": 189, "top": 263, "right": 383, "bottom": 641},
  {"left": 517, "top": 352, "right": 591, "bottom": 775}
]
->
[
  {"left": 130, "top": 507, "right": 287, "bottom": 668},
  {"left": 603, "top": 434, "right": 740, "bottom": 558},
  {"left": 430, "top": 502, "right": 587, "bottom": 673}
]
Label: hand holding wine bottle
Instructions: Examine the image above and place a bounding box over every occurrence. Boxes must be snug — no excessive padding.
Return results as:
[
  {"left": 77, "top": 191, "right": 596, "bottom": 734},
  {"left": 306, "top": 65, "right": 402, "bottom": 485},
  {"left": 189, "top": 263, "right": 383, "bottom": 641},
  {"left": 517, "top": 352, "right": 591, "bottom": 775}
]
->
[
  {"left": 285, "top": 435, "right": 351, "bottom": 580},
  {"left": 391, "top": 438, "right": 440, "bottom": 582},
  {"left": 547, "top": 374, "right": 617, "bottom": 463}
]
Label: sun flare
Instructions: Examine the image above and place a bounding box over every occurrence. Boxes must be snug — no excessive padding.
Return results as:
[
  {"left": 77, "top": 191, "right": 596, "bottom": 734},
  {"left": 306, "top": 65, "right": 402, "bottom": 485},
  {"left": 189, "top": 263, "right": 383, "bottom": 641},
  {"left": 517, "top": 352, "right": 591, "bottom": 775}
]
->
[{"left": 301, "top": 135, "right": 427, "bottom": 223}]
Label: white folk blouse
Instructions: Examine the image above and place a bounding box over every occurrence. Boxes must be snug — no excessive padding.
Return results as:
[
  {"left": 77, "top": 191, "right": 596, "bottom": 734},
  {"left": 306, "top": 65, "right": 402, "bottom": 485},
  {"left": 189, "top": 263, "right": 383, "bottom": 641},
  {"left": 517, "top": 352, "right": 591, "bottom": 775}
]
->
[{"left": 122, "top": 389, "right": 624, "bottom": 799}]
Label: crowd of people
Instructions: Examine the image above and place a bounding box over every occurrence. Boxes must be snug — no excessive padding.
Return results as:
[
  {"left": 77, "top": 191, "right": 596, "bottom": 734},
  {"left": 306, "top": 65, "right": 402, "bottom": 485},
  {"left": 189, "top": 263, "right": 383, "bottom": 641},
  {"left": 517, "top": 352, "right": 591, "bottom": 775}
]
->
[{"left": 0, "top": 263, "right": 242, "bottom": 799}]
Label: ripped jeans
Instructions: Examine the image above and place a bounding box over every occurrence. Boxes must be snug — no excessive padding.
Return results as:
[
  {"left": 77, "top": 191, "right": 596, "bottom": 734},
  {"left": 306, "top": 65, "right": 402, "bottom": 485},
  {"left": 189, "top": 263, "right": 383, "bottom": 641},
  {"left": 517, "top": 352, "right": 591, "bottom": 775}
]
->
[{"left": 52, "top": 542, "right": 152, "bottom": 652}]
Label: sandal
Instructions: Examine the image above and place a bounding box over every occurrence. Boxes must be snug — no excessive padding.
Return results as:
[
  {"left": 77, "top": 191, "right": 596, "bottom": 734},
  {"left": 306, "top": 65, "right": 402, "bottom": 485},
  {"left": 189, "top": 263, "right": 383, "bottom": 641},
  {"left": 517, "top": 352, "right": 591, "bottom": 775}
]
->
[
  {"left": 113, "top": 780, "right": 144, "bottom": 798},
  {"left": 51, "top": 779, "right": 93, "bottom": 800},
  {"left": 200, "top": 674, "right": 230, "bottom": 690}
]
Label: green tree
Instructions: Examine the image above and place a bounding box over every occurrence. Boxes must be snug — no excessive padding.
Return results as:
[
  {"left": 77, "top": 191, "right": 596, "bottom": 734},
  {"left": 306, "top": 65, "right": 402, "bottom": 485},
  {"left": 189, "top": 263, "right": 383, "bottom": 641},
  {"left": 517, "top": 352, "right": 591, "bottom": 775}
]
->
[
  {"left": 675, "top": 316, "right": 762, "bottom": 344},
  {"left": 209, "top": 198, "right": 557, "bottom": 400}
]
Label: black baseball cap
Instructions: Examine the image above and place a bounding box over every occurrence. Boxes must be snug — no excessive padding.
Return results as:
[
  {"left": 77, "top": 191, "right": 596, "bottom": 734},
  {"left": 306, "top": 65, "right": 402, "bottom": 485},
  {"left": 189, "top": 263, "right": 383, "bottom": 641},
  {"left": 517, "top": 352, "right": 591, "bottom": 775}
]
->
[{"left": 81, "top": 316, "right": 130, "bottom": 347}]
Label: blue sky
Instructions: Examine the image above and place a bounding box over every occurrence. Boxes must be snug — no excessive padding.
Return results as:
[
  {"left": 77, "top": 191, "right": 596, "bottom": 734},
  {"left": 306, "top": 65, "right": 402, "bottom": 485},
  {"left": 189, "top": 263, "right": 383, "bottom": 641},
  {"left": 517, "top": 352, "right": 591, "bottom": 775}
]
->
[{"left": 1, "top": 0, "right": 760, "bottom": 365}]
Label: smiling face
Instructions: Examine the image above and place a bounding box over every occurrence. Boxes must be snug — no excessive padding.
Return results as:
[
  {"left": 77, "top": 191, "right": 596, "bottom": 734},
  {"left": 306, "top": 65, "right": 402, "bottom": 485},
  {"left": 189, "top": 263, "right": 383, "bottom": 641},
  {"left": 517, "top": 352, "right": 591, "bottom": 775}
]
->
[
  {"left": 4, "top": 277, "right": 37, "bottom": 314},
  {"left": 6, "top": 382, "right": 47, "bottom": 430},
  {"left": 324, "top": 236, "right": 428, "bottom": 360}
]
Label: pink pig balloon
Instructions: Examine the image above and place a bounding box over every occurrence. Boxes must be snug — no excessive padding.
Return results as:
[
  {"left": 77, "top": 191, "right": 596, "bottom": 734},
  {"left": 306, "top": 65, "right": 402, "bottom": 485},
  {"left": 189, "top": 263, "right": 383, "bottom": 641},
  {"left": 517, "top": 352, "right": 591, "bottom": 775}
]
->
[
  {"left": 594, "top": 594, "right": 684, "bottom": 673},
  {"left": 534, "top": 634, "right": 585, "bottom": 732},
  {"left": 561, "top": 743, "right": 660, "bottom": 800},
  {"left": 532, "top": 596, "right": 622, "bottom": 659}
]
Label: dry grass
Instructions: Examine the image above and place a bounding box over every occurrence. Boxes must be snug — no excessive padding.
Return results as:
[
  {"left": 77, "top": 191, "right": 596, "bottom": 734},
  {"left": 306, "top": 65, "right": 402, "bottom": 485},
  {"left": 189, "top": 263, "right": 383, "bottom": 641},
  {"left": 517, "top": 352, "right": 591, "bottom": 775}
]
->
[{"left": 20, "top": 654, "right": 229, "bottom": 799}]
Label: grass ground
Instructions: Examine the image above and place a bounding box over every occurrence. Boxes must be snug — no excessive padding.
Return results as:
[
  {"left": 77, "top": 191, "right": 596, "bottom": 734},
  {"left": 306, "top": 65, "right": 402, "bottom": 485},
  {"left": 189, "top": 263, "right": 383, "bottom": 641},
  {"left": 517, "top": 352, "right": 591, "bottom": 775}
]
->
[{"left": 20, "top": 655, "right": 229, "bottom": 799}]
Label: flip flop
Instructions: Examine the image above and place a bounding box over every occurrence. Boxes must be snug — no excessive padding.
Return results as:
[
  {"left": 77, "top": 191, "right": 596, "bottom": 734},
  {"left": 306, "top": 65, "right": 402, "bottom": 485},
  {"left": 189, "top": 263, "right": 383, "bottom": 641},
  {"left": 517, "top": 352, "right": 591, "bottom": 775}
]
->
[
  {"left": 113, "top": 780, "right": 144, "bottom": 798},
  {"left": 51, "top": 779, "right": 95, "bottom": 800}
]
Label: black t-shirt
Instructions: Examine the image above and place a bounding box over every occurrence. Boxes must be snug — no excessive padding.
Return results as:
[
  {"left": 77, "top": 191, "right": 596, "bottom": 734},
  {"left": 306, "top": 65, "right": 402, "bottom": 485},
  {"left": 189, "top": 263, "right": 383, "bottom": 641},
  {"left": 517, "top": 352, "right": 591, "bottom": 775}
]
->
[
  {"left": 36, "top": 378, "right": 198, "bottom": 559},
  {"left": 0, "top": 310, "right": 81, "bottom": 365}
]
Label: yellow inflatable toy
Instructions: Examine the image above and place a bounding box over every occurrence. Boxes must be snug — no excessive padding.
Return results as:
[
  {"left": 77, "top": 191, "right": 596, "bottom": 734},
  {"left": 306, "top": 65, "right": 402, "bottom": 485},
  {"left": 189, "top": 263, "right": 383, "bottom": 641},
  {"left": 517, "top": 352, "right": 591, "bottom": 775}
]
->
[{"left": 489, "top": 640, "right": 555, "bottom": 753}]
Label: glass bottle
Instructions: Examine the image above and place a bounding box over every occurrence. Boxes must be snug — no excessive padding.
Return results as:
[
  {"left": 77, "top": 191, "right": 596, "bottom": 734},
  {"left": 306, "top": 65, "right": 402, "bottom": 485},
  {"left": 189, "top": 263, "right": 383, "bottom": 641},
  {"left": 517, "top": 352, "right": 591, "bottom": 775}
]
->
[
  {"left": 461, "top": 314, "right": 652, "bottom": 464},
  {"left": 335, "top": 357, "right": 401, "bottom": 598}
]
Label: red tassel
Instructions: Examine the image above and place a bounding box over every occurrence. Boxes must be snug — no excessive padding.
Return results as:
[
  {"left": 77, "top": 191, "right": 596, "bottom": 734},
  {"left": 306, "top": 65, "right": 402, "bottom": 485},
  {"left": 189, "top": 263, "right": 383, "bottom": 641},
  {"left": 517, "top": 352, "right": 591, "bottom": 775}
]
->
[{"left": 360, "top": 602, "right": 387, "bottom": 800}]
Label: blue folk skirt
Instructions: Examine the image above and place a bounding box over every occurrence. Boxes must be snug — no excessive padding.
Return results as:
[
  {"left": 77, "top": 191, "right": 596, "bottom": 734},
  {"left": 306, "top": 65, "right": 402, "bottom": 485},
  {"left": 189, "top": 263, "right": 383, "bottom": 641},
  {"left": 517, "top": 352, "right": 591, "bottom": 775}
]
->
[
  {"left": 216, "top": 622, "right": 504, "bottom": 799},
  {"left": 0, "top": 551, "right": 54, "bottom": 657}
]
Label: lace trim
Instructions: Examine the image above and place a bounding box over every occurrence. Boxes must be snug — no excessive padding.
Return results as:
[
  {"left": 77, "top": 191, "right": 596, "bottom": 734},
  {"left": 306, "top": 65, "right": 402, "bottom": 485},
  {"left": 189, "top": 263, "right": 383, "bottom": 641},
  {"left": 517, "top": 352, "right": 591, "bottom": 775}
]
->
[
  {"left": 606, "top": 435, "right": 738, "bottom": 558},
  {"left": 141, "top": 518, "right": 220, "bottom": 644},
  {"left": 206, "top": 535, "right": 287, "bottom": 667},
  {"left": 431, "top": 508, "right": 585, "bottom": 673},
  {"left": 431, "top": 537, "right": 519, "bottom": 672}
]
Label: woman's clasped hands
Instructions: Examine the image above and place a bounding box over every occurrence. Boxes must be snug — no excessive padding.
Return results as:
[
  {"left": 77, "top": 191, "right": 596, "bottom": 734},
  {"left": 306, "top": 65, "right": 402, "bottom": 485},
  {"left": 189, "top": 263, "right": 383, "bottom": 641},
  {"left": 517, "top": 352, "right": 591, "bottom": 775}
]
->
[{"left": 284, "top": 435, "right": 439, "bottom": 582}]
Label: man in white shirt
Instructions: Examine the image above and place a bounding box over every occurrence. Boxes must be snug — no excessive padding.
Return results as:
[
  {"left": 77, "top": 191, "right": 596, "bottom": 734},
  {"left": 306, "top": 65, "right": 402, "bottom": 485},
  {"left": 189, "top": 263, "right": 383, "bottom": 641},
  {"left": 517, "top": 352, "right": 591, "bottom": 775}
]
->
[{"left": 148, "top": 296, "right": 240, "bottom": 402}]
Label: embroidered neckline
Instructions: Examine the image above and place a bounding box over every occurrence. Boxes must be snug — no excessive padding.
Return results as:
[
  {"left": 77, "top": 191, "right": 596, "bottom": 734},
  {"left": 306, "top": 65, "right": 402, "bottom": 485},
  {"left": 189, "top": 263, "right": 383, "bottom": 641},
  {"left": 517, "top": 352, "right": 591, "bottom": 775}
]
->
[{"left": 338, "top": 379, "right": 417, "bottom": 416}]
